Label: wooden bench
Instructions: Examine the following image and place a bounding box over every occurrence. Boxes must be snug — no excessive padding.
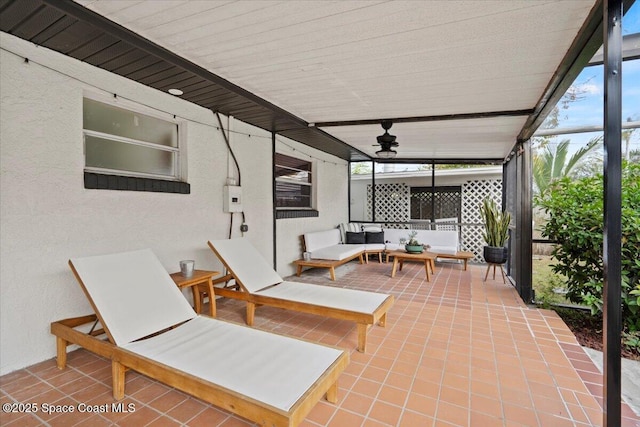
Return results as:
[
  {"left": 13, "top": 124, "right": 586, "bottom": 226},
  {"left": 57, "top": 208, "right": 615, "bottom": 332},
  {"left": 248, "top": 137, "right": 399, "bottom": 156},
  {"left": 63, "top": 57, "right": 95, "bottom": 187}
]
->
[
  {"left": 294, "top": 251, "right": 364, "bottom": 281},
  {"left": 435, "top": 251, "right": 475, "bottom": 270}
]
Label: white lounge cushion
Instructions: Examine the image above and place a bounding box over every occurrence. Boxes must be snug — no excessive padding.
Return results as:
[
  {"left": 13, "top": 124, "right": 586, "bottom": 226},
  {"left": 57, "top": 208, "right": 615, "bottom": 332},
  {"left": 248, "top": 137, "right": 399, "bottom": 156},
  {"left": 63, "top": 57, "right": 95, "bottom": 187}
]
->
[
  {"left": 382, "top": 229, "right": 411, "bottom": 244},
  {"left": 430, "top": 246, "right": 458, "bottom": 255},
  {"left": 70, "top": 249, "right": 196, "bottom": 346},
  {"left": 383, "top": 229, "right": 459, "bottom": 255},
  {"left": 364, "top": 243, "right": 385, "bottom": 251},
  {"left": 124, "top": 316, "right": 343, "bottom": 412},
  {"left": 257, "top": 281, "right": 389, "bottom": 314},
  {"left": 310, "top": 244, "right": 364, "bottom": 261},
  {"left": 422, "top": 231, "right": 458, "bottom": 251},
  {"left": 304, "top": 229, "right": 342, "bottom": 253},
  {"left": 210, "top": 238, "right": 283, "bottom": 293}
]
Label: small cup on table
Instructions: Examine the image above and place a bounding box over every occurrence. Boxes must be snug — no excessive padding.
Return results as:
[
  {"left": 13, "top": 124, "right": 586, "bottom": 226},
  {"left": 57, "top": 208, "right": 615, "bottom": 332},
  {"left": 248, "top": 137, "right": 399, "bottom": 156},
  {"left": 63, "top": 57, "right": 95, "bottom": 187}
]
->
[{"left": 179, "top": 260, "right": 195, "bottom": 278}]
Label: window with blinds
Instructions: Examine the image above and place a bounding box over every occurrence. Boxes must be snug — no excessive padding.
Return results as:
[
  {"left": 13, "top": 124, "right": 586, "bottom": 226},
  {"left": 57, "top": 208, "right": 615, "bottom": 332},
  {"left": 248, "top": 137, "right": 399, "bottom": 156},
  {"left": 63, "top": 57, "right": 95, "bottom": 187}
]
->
[{"left": 275, "top": 153, "right": 313, "bottom": 209}]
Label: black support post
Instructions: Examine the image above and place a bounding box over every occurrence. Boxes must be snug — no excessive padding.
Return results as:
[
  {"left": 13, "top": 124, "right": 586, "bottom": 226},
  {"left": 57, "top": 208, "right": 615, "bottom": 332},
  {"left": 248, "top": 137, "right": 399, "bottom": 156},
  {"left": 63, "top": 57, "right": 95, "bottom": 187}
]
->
[
  {"left": 515, "top": 142, "right": 533, "bottom": 303},
  {"left": 272, "top": 131, "right": 277, "bottom": 271},
  {"left": 348, "top": 162, "right": 352, "bottom": 221},
  {"left": 603, "top": 1, "right": 623, "bottom": 426},
  {"left": 371, "top": 162, "right": 376, "bottom": 222},
  {"left": 431, "top": 161, "right": 436, "bottom": 225}
]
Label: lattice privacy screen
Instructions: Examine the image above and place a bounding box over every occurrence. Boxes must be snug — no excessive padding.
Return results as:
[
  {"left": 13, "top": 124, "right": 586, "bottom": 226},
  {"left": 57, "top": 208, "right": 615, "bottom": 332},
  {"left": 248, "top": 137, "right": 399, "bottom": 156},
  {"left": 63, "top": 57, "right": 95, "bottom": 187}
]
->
[
  {"left": 366, "top": 183, "right": 410, "bottom": 222},
  {"left": 365, "top": 179, "right": 502, "bottom": 262},
  {"left": 462, "top": 179, "right": 502, "bottom": 262},
  {"left": 410, "top": 188, "right": 461, "bottom": 221}
]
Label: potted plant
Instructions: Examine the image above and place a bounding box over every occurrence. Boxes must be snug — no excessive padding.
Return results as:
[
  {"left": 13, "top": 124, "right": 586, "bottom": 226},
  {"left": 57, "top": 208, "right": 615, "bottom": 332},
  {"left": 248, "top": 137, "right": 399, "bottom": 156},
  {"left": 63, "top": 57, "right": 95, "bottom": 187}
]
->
[
  {"left": 480, "top": 198, "right": 511, "bottom": 264},
  {"left": 405, "top": 231, "right": 425, "bottom": 253}
]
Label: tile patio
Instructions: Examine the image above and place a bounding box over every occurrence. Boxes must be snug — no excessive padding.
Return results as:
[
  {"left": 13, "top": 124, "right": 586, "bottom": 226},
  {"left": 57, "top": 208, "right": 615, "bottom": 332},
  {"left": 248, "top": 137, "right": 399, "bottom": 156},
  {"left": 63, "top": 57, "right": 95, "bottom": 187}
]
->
[{"left": 1, "top": 259, "right": 638, "bottom": 426}]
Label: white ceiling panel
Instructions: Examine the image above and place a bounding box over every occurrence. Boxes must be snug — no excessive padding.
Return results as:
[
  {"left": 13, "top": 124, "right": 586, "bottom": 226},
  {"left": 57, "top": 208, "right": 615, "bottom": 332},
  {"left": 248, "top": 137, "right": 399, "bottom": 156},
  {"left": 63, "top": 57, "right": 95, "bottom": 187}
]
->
[
  {"left": 322, "top": 116, "right": 528, "bottom": 159},
  {"left": 77, "top": 0, "right": 598, "bottom": 160}
]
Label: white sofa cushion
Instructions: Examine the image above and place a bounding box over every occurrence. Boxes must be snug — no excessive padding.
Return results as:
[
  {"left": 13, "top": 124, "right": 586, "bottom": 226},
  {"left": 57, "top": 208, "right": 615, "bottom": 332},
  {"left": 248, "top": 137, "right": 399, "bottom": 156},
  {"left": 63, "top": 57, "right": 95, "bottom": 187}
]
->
[
  {"left": 382, "top": 229, "right": 411, "bottom": 245},
  {"left": 304, "top": 229, "right": 342, "bottom": 253},
  {"left": 310, "top": 244, "right": 364, "bottom": 261},
  {"left": 422, "top": 230, "right": 458, "bottom": 252},
  {"left": 364, "top": 243, "right": 385, "bottom": 251},
  {"left": 383, "top": 229, "right": 459, "bottom": 255},
  {"left": 428, "top": 245, "right": 458, "bottom": 255}
]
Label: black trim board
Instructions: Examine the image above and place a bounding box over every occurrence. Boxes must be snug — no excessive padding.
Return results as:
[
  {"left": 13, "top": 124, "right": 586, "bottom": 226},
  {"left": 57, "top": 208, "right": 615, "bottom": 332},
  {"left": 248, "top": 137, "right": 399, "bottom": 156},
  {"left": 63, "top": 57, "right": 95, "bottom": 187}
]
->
[
  {"left": 275, "top": 210, "right": 319, "bottom": 219},
  {"left": 84, "top": 172, "right": 190, "bottom": 194}
]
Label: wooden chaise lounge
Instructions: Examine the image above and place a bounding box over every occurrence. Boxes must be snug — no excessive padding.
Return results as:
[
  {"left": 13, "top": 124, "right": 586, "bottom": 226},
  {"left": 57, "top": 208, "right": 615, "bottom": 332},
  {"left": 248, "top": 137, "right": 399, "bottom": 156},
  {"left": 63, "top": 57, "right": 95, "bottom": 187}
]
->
[
  {"left": 207, "top": 238, "right": 394, "bottom": 353},
  {"left": 51, "top": 249, "right": 349, "bottom": 427}
]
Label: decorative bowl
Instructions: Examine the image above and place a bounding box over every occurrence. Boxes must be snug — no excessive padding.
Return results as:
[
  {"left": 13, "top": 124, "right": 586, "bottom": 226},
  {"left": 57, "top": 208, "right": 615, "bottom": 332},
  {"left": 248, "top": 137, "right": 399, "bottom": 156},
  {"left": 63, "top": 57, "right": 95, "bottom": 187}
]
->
[{"left": 405, "top": 244, "right": 424, "bottom": 254}]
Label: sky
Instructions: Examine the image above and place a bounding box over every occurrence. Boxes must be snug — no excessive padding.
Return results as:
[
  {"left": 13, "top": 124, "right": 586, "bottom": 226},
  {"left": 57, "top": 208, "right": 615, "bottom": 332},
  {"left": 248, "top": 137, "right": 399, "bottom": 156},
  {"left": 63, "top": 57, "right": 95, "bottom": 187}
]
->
[{"left": 537, "top": 3, "right": 640, "bottom": 151}]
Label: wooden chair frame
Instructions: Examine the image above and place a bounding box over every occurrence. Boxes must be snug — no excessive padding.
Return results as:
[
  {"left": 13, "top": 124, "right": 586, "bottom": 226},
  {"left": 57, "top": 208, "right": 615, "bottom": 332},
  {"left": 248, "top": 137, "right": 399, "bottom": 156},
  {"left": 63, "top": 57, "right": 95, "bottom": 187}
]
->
[
  {"left": 208, "top": 241, "right": 395, "bottom": 353},
  {"left": 52, "top": 315, "right": 348, "bottom": 427},
  {"left": 50, "top": 252, "right": 350, "bottom": 427}
]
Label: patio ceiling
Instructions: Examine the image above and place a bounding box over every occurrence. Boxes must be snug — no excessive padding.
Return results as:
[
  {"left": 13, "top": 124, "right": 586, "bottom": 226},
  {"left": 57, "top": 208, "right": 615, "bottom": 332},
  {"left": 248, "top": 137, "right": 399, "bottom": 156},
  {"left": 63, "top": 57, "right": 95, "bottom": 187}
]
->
[{"left": 0, "top": 0, "right": 612, "bottom": 161}]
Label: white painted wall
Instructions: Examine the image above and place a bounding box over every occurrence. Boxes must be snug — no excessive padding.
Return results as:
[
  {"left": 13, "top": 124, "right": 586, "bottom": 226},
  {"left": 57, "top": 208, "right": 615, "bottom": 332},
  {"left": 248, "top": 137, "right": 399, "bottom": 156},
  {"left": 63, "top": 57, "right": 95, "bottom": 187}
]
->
[
  {"left": 2, "top": 33, "right": 341, "bottom": 374},
  {"left": 274, "top": 141, "right": 349, "bottom": 276},
  {"left": 350, "top": 167, "right": 502, "bottom": 221}
]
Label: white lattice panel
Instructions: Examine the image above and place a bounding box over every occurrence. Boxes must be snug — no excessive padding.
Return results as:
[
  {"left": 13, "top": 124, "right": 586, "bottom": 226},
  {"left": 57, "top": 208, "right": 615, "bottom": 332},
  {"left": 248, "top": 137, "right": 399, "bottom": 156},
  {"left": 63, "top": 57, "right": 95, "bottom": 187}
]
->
[
  {"left": 367, "top": 183, "right": 410, "bottom": 222},
  {"left": 462, "top": 179, "right": 502, "bottom": 262},
  {"left": 363, "top": 179, "right": 502, "bottom": 263}
]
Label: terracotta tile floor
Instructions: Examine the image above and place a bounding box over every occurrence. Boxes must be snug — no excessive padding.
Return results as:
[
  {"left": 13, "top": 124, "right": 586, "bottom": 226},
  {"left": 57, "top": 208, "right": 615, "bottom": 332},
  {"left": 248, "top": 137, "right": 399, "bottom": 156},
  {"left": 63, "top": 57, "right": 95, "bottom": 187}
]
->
[{"left": 1, "top": 259, "right": 639, "bottom": 426}]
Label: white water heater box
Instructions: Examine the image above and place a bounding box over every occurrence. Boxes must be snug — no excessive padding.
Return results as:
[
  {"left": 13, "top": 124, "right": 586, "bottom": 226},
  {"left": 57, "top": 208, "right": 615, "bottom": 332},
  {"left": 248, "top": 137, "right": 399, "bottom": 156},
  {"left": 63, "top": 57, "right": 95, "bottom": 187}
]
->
[{"left": 223, "top": 186, "right": 243, "bottom": 212}]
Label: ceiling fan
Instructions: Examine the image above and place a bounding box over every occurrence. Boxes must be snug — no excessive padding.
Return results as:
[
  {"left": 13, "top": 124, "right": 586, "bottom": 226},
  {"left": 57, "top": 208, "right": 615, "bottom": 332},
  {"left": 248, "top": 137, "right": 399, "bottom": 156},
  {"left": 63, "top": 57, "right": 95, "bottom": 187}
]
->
[{"left": 374, "top": 120, "right": 398, "bottom": 159}]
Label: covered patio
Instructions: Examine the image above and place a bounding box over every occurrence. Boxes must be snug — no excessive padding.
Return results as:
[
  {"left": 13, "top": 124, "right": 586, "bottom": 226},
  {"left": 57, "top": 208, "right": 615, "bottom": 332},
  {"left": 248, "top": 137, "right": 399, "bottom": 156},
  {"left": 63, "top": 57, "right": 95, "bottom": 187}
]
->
[
  {"left": 1, "top": 0, "right": 638, "bottom": 426},
  {"left": 1, "top": 262, "right": 638, "bottom": 426}
]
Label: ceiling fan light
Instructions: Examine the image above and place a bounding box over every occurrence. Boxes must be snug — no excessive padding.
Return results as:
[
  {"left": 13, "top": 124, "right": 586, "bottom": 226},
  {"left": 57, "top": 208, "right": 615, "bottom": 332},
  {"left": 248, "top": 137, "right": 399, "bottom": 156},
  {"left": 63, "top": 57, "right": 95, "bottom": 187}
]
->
[{"left": 376, "top": 148, "right": 397, "bottom": 159}]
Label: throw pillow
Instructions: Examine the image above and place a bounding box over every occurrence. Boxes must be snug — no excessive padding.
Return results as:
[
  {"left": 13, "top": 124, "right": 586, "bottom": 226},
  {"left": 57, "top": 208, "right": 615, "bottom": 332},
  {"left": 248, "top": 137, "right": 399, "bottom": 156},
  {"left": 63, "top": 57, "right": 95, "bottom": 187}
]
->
[
  {"left": 345, "top": 231, "right": 365, "bottom": 244},
  {"left": 365, "top": 231, "right": 385, "bottom": 244},
  {"left": 338, "top": 223, "right": 362, "bottom": 243}
]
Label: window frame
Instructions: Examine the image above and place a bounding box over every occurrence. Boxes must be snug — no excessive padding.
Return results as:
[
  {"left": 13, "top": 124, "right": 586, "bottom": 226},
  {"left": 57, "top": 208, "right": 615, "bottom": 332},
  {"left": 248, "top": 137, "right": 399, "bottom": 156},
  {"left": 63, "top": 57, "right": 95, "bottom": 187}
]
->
[
  {"left": 82, "top": 93, "right": 188, "bottom": 193},
  {"left": 274, "top": 152, "right": 318, "bottom": 218}
]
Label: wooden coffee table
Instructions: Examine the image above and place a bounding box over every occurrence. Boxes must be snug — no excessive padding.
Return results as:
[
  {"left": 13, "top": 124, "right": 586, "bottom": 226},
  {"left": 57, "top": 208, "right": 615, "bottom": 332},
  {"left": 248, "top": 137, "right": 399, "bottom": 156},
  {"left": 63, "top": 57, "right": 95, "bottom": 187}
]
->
[
  {"left": 386, "top": 250, "right": 437, "bottom": 281},
  {"left": 436, "top": 251, "right": 475, "bottom": 270}
]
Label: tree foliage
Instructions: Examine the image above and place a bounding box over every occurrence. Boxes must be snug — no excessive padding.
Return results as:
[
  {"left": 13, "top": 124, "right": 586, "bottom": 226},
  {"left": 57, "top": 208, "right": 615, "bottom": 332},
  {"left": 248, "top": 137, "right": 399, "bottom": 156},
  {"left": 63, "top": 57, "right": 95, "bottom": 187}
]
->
[
  {"left": 350, "top": 162, "right": 372, "bottom": 175},
  {"left": 535, "top": 162, "right": 640, "bottom": 331},
  {"left": 532, "top": 136, "right": 602, "bottom": 196}
]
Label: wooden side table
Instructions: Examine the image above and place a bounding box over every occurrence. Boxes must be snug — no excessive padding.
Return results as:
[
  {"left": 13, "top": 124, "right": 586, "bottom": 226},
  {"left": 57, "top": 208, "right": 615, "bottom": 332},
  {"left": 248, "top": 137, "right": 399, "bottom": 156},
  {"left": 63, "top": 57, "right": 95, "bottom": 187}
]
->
[{"left": 170, "top": 270, "right": 219, "bottom": 317}]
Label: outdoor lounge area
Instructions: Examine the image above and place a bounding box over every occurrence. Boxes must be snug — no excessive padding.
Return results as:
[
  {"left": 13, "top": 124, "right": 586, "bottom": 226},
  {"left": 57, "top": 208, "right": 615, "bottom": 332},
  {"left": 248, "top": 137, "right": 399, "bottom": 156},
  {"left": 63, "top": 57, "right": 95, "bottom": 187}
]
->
[
  {"left": 1, "top": 262, "right": 638, "bottom": 426},
  {"left": 2, "top": 1, "right": 639, "bottom": 426}
]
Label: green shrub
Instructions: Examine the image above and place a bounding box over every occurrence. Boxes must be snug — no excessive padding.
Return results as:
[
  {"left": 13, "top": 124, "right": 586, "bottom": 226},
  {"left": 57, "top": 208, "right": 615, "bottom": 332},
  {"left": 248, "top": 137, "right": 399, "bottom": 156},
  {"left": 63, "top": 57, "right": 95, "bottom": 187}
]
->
[
  {"left": 532, "top": 259, "right": 569, "bottom": 307},
  {"left": 535, "top": 162, "right": 640, "bottom": 332}
]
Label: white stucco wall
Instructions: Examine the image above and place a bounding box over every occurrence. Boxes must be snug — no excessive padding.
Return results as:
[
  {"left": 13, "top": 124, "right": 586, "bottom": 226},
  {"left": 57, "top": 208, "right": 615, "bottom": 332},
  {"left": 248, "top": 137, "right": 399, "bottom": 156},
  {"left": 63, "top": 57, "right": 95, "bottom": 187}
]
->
[
  {"left": 350, "top": 167, "right": 503, "bottom": 221},
  {"left": 274, "top": 141, "right": 349, "bottom": 276},
  {"left": 0, "top": 33, "right": 285, "bottom": 374}
]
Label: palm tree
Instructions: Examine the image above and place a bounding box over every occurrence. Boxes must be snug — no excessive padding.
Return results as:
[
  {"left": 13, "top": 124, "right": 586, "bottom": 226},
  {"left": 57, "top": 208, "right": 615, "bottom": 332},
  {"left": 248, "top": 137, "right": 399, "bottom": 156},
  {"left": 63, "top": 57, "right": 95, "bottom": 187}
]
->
[{"left": 532, "top": 136, "right": 602, "bottom": 196}]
